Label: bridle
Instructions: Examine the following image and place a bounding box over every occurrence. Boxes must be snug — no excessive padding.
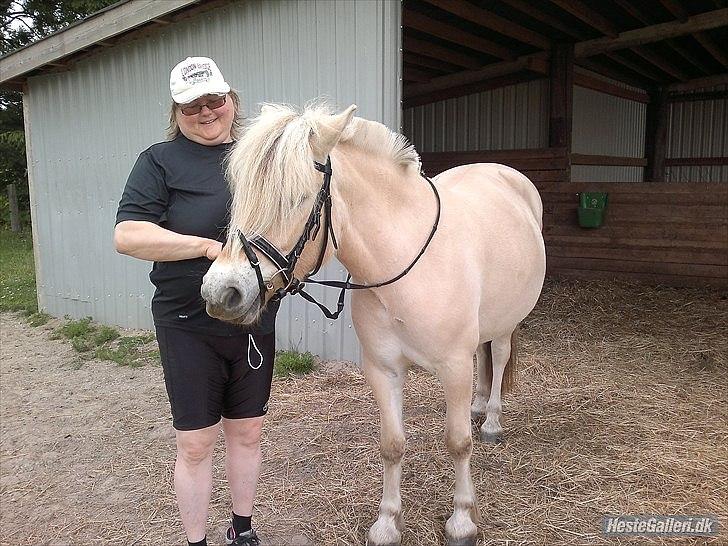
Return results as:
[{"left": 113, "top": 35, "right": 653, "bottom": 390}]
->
[{"left": 234, "top": 156, "right": 441, "bottom": 319}]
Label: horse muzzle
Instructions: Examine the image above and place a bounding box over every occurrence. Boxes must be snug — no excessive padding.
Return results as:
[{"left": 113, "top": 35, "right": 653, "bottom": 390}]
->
[{"left": 201, "top": 277, "right": 259, "bottom": 325}]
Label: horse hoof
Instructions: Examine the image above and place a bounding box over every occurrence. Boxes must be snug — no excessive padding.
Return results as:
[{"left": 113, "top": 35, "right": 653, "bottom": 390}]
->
[
  {"left": 479, "top": 430, "right": 502, "bottom": 444},
  {"left": 446, "top": 535, "right": 478, "bottom": 546},
  {"left": 365, "top": 541, "right": 400, "bottom": 546}
]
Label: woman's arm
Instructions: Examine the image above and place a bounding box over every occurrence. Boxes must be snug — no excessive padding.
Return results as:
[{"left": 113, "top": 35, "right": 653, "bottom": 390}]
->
[{"left": 114, "top": 220, "right": 222, "bottom": 262}]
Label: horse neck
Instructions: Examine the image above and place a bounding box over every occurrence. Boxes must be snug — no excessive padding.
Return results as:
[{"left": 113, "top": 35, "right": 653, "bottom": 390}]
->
[{"left": 330, "top": 145, "right": 434, "bottom": 285}]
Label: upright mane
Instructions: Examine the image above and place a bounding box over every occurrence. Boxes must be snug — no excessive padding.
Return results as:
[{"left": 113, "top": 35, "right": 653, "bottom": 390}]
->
[{"left": 226, "top": 102, "right": 420, "bottom": 237}]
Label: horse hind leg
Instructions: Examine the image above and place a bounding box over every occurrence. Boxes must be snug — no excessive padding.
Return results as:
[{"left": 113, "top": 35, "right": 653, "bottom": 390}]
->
[
  {"left": 439, "top": 357, "right": 479, "bottom": 546},
  {"left": 480, "top": 326, "right": 518, "bottom": 444},
  {"left": 470, "top": 343, "right": 491, "bottom": 420}
]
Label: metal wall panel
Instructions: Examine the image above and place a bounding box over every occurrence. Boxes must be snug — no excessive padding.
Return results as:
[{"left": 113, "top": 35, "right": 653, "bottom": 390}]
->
[
  {"left": 402, "top": 79, "right": 550, "bottom": 152},
  {"left": 666, "top": 85, "right": 728, "bottom": 183},
  {"left": 24, "top": 0, "right": 402, "bottom": 363},
  {"left": 572, "top": 86, "right": 646, "bottom": 182}
]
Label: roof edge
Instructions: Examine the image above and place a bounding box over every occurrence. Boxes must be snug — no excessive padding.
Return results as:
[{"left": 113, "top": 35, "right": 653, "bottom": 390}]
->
[{"left": 0, "top": 0, "right": 202, "bottom": 85}]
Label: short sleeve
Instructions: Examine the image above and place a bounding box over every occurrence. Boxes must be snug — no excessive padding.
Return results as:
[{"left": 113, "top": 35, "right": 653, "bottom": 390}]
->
[{"left": 115, "top": 150, "right": 169, "bottom": 225}]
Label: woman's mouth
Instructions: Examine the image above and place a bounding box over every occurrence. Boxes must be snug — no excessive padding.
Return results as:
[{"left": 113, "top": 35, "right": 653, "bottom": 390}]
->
[{"left": 201, "top": 118, "right": 217, "bottom": 125}]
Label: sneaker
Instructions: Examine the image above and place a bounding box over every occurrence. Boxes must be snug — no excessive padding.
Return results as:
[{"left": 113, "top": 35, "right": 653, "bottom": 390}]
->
[{"left": 225, "top": 526, "right": 260, "bottom": 546}]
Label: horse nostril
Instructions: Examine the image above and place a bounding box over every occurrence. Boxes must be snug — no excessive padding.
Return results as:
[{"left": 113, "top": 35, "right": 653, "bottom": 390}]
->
[{"left": 222, "top": 287, "right": 243, "bottom": 310}]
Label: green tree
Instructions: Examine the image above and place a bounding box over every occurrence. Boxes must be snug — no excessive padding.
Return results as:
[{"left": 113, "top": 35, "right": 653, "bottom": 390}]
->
[{"left": 1, "top": 0, "right": 118, "bottom": 228}]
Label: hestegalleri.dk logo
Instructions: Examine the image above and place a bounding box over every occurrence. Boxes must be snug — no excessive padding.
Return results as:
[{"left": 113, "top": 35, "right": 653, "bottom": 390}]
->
[{"left": 603, "top": 515, "right": 719, "bottom": 536}]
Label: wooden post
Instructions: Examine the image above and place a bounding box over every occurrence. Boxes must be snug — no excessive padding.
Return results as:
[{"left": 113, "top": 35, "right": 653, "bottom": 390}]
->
[
  {"left": 549, "top": 43, "right": 574, "bottom": 182},
  {"left": 7, "top": 184, "right": 21, "bottom": 232},
  {"left": 644, "top": 87, "right": 668, "bottom": 182}
]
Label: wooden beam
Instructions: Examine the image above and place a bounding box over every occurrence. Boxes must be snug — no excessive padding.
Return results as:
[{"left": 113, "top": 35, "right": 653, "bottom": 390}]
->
[
  {"left": 668, "top": 90, "right": 728, "bottom": 101},
  {"left": 665, "top": 156, "right": 728, "bottom": 166},
  {"left": 500, "top": 0, "right": 587, "bottom": 40},
  {"left": 404, "top": 52, "right": 549, "bottom": 99},
  {"left": 576, "top": 58, "right": 653, "bottom": 91},
  {"left": 575, "top": 8, "right": 728, "bottom": 58},
  {"left": 403, "top": 52, "right": 460, "bottom": 73},
  {"left": 0, "top": 0, "right": 202, "bottom": 83},
  {"left": 665, "top": 38, "right": 716, "bottom": 75},
  {"left": 613, "top": 0, "right": 714, "bottom": 74},
  {"left": 659, "top": 0, "right": 689, "bottom": 21},
  {"left": 551, "top": 0, "right": 620, "bottom": 37},
  {"left": 695, "top": 32, "right": 728, "bottom": 68},
  {"left": 632, "top": 45, "right": 691, "bottom": 80},
  {"left": 604, "top": 51, "right": 672, "bottom": 82},
  {"left": 573, "top": 72, "right": 650, "bottom": 103},
  {"left": 644, "top": 88, "right": 669, "bottom": 182},
  {"left": 570, "top": 154, "right": 648, "bottom": 166},
  {"left": 423, "top": 0, "right": 551, "bottom": 49},
  {"left": 403, "top": 36, "right": 482, "bottom": 70},
  {"left": 549, "top": 44, "right": 574, "bottom": 176},
  {"left": 402, "top": 9, "right": 515, "bottom": 60},
  {"left": 403, "top": 72, "right": 543, "bottom": 109},
  {"left": 403, "top": 65, "right": 438, "bottom": 83},
  {"left": 667, "top": 73, "right": 728, "bottom": 91}
]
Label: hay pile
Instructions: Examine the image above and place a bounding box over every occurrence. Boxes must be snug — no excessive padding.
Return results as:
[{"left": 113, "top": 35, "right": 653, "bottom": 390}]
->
[{"left": 1, "top": 278, "right": 726, "bottom": 545}]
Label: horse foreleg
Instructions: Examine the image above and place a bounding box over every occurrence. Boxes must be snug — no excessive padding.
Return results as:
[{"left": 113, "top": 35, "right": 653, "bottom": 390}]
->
[
  {"left": 440, "top": 360, "right": 479, "bottom": 546},
  {"left": 363, "top": 358, "right": 406, "bottom": 546},
  {"left": 479, "top": 333, "right": 512, "bottom": 444},
  {"left": 470, "top": 343, "right": 490, "bottom": 420}
]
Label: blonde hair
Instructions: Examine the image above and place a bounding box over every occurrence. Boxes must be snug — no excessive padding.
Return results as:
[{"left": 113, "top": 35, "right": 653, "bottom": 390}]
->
[{"left": 166, "top": 89, "right": 244, "bottom": 140}]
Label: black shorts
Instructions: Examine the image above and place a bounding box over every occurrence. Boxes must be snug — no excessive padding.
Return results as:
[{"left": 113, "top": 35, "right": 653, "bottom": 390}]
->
[{"left": 155, "top": 326, "right": 276, "bottom": 431}]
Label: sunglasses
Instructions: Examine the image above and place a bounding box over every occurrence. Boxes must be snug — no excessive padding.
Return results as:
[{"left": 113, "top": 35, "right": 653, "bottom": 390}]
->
[{"left": 180, "top": 95, "right": 227, "bottom": 116}]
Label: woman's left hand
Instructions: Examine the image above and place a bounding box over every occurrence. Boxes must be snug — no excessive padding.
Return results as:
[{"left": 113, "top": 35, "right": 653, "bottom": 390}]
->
[{"left": 205, "top": 241, "right": 223, "bottom": 260}]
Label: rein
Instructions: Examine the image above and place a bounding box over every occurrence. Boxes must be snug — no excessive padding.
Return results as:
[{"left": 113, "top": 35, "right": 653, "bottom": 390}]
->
[{"left": 236, "top": 156, "right": 441, "bottom": 319}]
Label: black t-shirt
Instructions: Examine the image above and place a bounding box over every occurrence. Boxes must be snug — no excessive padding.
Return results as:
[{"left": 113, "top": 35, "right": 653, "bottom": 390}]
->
[{"left": 116, "top": 134, "right": 278, "bottom": 336}]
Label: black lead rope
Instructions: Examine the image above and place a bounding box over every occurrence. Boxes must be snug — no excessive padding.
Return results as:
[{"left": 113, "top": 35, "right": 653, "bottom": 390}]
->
[{"left": 235, "top": 157, "right": 440, "bottom": 320}]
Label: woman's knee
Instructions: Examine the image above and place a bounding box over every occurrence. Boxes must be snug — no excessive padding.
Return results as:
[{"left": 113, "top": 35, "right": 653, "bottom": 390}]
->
[
  {"left": 176, "top": 428, "right": 218, "bottom": 465},
  {"left": 223, "top": 416, "right": 264, "bottom": 448}
]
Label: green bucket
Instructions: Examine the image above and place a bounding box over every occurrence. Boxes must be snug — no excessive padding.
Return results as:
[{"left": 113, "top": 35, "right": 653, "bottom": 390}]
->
[{"left": 577, "top": 192, "right": 608, "bottom": 228}]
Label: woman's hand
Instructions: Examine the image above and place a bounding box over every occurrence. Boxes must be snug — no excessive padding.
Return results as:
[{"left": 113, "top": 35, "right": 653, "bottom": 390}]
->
[{"left": 204, "top": 241, "right": 223, "bottom": 260}]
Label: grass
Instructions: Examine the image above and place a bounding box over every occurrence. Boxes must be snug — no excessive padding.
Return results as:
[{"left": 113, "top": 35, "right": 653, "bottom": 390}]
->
[
  {"left": 274, "top": 349, "right": 316, "bottom": 377},
  {"left": 52, "top": 317, "right": 157, "bottom": 367},
  {"left": 0, "top": 229, "right": 37, "bottom": 314}
]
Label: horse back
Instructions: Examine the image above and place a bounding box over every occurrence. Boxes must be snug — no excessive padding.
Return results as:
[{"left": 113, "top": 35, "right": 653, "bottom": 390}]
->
[{"left": 433, "top": 163, "right": 543, "bottom": 230}]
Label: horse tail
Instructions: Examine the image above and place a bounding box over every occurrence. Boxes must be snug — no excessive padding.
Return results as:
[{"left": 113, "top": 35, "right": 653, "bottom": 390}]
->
[{"left": 482, "top": 324, "right": 519, "bottom": 395}]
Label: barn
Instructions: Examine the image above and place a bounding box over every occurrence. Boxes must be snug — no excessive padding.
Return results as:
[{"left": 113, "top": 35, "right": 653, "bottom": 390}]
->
[{"left": 1, "top": 0, "right": 726, "bottom": 362}]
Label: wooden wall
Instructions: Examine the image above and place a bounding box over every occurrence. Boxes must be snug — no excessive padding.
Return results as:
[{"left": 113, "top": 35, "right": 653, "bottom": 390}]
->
[{"left": 419, "top": 149, "right": 728, "bottom": 289}]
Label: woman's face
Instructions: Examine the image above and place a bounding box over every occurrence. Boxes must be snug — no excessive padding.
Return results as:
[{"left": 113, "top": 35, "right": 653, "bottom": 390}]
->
[{"left": 175, "top": 94, "right": 234, "bottom": 146}]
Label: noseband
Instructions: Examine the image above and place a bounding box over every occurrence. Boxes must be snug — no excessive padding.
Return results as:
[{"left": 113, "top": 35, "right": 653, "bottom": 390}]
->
[{"left": 235, "top": 156, "right": 441, "bottom": 319}]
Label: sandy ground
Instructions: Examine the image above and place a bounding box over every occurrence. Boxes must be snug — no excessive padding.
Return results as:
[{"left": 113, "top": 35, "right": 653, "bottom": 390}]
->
[{"left": 1, "top": 279, "right": 727, "bottom": 546}]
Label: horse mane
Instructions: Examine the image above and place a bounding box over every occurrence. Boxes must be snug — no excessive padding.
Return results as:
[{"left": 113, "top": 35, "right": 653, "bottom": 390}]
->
[{"left": 226, "top": 102, "right": 420, "bottom": 237}]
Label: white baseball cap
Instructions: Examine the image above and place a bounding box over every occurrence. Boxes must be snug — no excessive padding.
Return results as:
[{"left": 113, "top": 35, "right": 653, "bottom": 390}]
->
[{"left": 169, "top": 56, "right": 231, "bottom": 104}]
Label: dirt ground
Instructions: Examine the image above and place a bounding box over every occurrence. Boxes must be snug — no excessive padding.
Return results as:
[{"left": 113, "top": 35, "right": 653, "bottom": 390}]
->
[{"left": 1, "top": 279, "right": 727, "bottom": 546}]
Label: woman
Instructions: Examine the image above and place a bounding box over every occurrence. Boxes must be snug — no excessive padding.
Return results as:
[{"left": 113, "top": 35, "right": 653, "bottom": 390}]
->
[{"left": 114, "top": 57, "right": 276, "bottom": 546}]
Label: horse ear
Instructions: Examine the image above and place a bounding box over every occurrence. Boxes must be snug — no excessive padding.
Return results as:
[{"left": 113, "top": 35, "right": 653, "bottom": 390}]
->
[{"left": 311, "top": 104, "right": 357, "bottom": 158}]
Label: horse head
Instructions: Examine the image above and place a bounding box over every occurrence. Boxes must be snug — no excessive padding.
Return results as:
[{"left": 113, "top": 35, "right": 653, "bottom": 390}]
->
[{"left": 201, "top": 103, "right": 357, "bottom": 325}]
